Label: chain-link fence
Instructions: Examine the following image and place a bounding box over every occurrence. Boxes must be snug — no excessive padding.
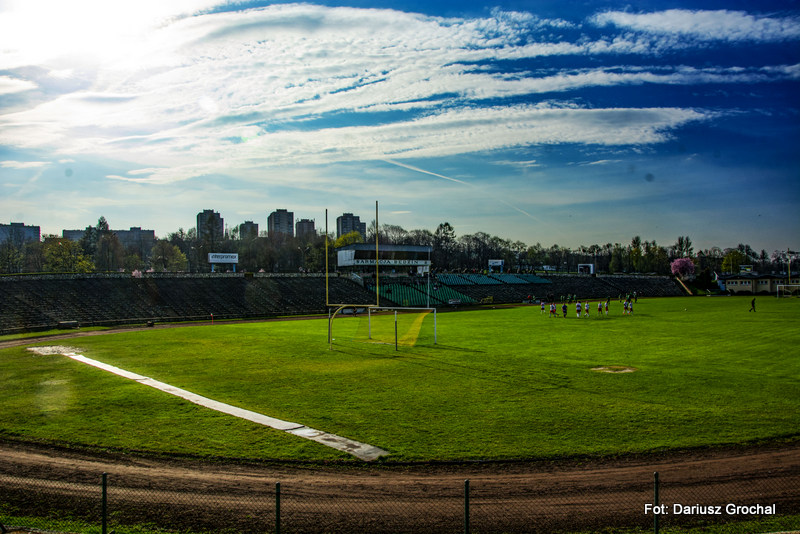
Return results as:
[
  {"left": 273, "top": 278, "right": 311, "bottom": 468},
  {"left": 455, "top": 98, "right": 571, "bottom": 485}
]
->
[{"left": 2, "top": 467, "right": 799, "bottom": 533}]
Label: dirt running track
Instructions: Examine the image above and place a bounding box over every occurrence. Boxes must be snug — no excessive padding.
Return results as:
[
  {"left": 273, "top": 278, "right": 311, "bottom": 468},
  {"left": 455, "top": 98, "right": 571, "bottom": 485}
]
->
[
  {"left": 2, "top": 328, "right": 800, "bottom": 532},
  {"left": 3, "top": 440, "right": 799, "bottom": 532}
]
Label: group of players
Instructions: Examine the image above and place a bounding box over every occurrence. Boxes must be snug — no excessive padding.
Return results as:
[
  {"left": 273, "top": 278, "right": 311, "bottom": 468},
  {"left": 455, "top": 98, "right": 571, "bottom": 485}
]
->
[{"left": 539, "top": 296, "right": 635, "bottom": 318}]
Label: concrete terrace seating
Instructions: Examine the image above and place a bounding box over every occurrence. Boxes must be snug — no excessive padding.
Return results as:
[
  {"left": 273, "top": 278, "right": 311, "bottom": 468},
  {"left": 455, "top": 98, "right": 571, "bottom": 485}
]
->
[
  {"left": 372, "top": 284, "right": 434, "bottom": 307},
  {"left": 435, "top": 273, "right": 474, "bottom": 285},
  {"left": 0, "top": 274, "right": 385, "bottom": 334},
  {"left": 430, "top": 272, "right": 551, "bottom": 304},
  {"left": 0, "top": 281, "right": 54, "bottom": 332},
  {"left": 597, "top": 275, "right": 685, "bottom": 298},
  {"left": 430, "top": 273, "right": 682, "bottom": 304},
  {"left": 535, "top": 275, "right": 684, "bottom": 300},
  {"left": 427, "top": 284, "right": 476, "bottom": 305},
  {"left": 447, "top": 283, "right": 530, "bottom": 304},
  {"left": 459, "top": 274, "right": 502, "bottom": 285},
  {"left": 367, "top": 277, "right": 475, "bottom": 307},
  {"left": 488, "top": 274, "right": 531, "bottom": 284},
  {"left": 517, "top": 274, "right": 552, "bottom": 284},
  {"left": 0, "top": 272, "right": 685, "bottom": 335},
  {"left": 540, "top": 276, "right": 609, "bottom": 300}
]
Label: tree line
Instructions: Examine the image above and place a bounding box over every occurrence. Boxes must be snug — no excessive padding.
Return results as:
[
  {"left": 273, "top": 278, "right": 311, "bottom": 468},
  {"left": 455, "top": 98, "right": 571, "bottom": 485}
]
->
[{"left": 0, "top": 216, "right": 792, "bottom": 278}]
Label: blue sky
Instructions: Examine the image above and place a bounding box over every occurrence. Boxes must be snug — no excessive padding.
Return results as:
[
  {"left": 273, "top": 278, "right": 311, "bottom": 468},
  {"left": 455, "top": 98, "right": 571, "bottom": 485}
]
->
[{"left": 1, "top": 0, "right": 798, "bottom": 253}]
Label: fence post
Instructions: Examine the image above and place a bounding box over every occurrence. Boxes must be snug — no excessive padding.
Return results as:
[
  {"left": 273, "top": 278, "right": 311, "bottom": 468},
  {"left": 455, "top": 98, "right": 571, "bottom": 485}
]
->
[
  {"left": 653, "top": 471, "right": 660, "bottom": 534},
  {"left": 276, "top": 482, "right": 281, "bottom": 534},
  {"left": 101, "top": 472, "right": 108, "bottom": 534},
  {"left": 464, "top": 479, "right": 470, "bottom": 534}
]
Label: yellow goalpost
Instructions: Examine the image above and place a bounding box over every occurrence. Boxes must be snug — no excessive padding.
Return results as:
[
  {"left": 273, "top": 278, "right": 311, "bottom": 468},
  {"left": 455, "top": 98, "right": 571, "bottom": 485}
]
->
[
  {"left": 326, "top": 202, "right": 381, "bottom": 349},
  {"left": 325, "top": 201, "right": 437, "bottom": 350}
]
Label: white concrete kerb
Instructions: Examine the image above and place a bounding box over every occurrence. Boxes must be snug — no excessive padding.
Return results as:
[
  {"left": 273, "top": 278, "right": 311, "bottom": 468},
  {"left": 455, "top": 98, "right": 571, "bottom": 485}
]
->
[{"left": 27, "top": 346, "right": 388, "bottom": 462}]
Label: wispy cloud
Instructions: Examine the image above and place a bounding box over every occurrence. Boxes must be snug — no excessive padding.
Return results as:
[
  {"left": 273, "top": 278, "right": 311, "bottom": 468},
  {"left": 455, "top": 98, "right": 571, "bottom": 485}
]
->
[
  {"left": 0, "top": 76, "right": 37, "bottom": 96},
  {"left": 383, "top": 158, "right": 553, "bottom": 229},
  {"left": 1, "top": 2, "right": 797, "bottom": 250},
  {"left": 1, "top": 160, "right": 49, "bottom": 169},
  {"left": 0, "top": 0, "right": 226, "bottom": 70},
  {"left": 0, "top": 3, "right": 777, "bottom": 185},
  {"left": 89, "top": 104, "right": 708, "bottom": 183},
  {"left": 592, "top": 9, "right": 800, "bottom": 42},
  {"left": 582, "top": 159, "right": 623, "bottom": 166}
]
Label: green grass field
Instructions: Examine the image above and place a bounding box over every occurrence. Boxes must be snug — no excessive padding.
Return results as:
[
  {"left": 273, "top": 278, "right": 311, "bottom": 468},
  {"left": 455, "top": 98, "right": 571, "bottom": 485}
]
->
[{"left": 1, "top": 296, "right": 798, "bottom": 462}]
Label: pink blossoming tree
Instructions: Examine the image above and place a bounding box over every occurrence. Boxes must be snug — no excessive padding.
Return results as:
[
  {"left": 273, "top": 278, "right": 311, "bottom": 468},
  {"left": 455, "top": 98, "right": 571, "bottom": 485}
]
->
[{"left": 671, "top": 257, "right": 695, "bottom": 279}]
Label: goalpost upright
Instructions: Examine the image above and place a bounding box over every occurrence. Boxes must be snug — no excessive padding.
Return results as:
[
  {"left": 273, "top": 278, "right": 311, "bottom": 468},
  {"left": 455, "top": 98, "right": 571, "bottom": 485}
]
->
[
  {"left": 326, "top": 202, "right": 381, "bottom": 349},
  {"left": 325, "top": 201, "right": 437, "bottom": 349}
]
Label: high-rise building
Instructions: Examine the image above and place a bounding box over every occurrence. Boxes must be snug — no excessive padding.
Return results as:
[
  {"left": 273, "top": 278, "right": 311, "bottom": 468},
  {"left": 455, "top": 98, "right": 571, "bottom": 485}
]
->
[
  {"left": 268, "top": 209, "right": 294, "bottom": 237},
  {"left": 295, "top": 218, "right": 315, "bottom": 239},
  {"left": 336, "top": 213, "right": 366, "bottom": 239},
  {"left": 116, "top": 227, "right": 156, "bottom": 255},
  {"left": 0, "top": 222, "right": 40, "bottom": 245},
  {"left": 239, "top": 220, "right": 259, "bottom": 239},
  {"left": 197, "top": 209, "right": 224, "bottom": 243},
  {"left": 62, "top": 226, "right": 156, "bottom": 256}
]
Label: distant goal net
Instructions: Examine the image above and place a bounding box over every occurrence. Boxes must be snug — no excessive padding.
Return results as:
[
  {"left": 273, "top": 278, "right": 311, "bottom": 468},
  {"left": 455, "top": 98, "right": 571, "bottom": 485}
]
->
[
  {"left": 776, "top": 284, "right": 800, "bottom": 297},
  {"left": 361, "top": 307, "right": 437, "bottom": 349},
  {"left": 330, "top": 306, "right": 437, "bottom": 350}
]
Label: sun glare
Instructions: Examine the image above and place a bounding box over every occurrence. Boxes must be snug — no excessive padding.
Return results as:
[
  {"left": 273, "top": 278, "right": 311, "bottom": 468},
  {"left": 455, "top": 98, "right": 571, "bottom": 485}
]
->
[{"left": 0, "top": 0, "right": 212, "bottom": 69}]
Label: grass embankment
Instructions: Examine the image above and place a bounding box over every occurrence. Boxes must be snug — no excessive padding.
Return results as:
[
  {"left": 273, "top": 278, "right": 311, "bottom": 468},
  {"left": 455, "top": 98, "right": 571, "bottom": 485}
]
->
[{"left": 1, "top": 297, "right": 798, "bottom": 462}]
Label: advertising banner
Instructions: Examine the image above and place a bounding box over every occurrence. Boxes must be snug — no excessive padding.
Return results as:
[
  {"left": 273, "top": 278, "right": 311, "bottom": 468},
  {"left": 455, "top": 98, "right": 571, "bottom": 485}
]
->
[{"left": 208, "top": 253, "right": 239, "bottom": 264}]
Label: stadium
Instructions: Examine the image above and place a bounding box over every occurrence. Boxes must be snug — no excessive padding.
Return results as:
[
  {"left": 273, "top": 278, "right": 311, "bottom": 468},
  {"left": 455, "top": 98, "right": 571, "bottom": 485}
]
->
[
  {"left": 2, "top": 0, "right": 800, "bottom": 530},
  {"left": 1, "top": 268, "right": 798, "bottom": 534}
]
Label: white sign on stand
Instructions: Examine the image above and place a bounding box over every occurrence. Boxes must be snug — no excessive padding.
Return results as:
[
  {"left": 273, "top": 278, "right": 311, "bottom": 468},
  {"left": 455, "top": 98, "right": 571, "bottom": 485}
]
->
[{"left": 208, "top": 253, "right": 239, "bottom": 272}]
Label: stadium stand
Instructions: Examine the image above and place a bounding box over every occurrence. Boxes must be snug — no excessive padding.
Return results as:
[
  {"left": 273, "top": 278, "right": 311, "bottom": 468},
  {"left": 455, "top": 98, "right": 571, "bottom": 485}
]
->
[
  {"left": 367, "top": 278, "right": 476, "bottom": 307},
  {"left": 0, "top": 272, "right": 684, "bottom": 335},
  {"left": 488, "top": 274, "right": 531, "bottom": 284},
  {"left": 458, "top": 274, "right": 502, "bottom": 285},
  {"left": 516, "top": 274, "right": 552, "bottom": 284},
  {"left": 372, "top": 284, "right": 436, "bottom": 307},
  {"left": 445, "top": 283, "right": 529, "bottom": 304},
  {"left": 431, "top": 271, "right": 551, "bottom": 304},
  {"left": 0, "top": 274, "right": 386, "bottom": 334},
  {"left": 428, "top": 284, "right": 476, "bottom": 305},
  {"left": 597, "top": 275, "right": 687, "bottom": 298},
  {"left": 434, "top": 273, "right": 474, "bottom": 285},
  {"left": 430, "top": 273, "right": 683, "bottom": 304}
]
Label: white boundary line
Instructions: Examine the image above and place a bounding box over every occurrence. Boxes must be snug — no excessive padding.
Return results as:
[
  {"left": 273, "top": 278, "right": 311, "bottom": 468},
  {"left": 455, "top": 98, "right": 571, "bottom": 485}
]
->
[{"left": 28, "top": 347, "right": 389, "bottom": 462}]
